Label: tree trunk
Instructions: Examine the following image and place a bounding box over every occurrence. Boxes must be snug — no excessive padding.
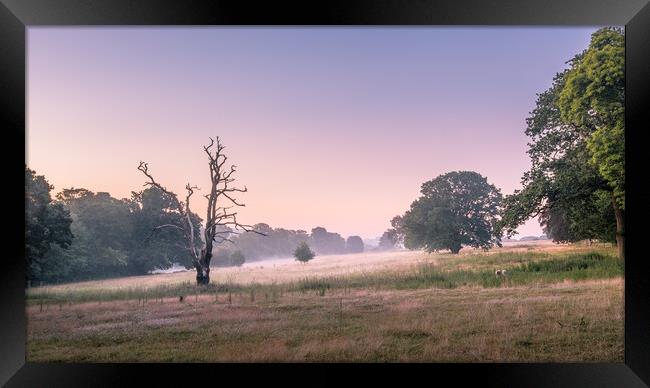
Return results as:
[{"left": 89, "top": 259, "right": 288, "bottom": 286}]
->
[
  {"left": 196, "top": 248, "right": 212, "bottom": 285},
  {"left": 612, "top": 193, "right": 625, "bottom": 261},
  {"left": 196, "top": 264, "right": 210, "bottom": 285}
]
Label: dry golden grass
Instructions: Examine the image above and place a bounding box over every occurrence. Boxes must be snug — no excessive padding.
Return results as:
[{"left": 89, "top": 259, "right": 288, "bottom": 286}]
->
[{"left": 26, "top": 277, "right": 623, "bottom": 362}]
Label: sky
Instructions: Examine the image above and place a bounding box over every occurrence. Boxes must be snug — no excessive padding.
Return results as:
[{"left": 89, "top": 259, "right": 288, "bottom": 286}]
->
[{"left": 27, "top": 27, "right": 603, "bottom": 240}]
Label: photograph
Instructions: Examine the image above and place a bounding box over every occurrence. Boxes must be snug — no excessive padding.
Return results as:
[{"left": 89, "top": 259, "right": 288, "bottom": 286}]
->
[{"left": 25, "top": 26, "right": 625, "bottom": 362}]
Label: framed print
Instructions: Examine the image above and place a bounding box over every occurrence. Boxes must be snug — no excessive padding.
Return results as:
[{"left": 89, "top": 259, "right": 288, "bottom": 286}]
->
[{"left": 2, "top": 0, "right": 649, "bottom": 386}]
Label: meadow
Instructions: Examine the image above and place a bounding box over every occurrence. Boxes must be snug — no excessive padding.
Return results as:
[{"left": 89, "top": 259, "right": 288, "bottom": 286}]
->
[{"left": 26, "top": 241, "right": 624, "bottom": 362}]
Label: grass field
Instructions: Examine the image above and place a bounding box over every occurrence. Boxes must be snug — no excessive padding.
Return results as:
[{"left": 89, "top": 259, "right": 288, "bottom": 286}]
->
[{"left": 26, "top": 241, "right": 624, "bottom": 362}]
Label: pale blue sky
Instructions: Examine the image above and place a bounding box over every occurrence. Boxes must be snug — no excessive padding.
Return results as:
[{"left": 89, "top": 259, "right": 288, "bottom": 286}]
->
[{"left": 28, "top": 27, "right": 606, "bottom": 238}]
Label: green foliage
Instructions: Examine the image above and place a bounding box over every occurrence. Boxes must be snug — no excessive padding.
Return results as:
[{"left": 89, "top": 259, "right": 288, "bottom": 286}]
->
[
  {"left": 294, "top": 241, "right": 315, "bottom": 263},
  {"left": 29, "top": 179, "right": 200, "bottom": 283},
  {"left": 558, "top": 27, "right": 625, "bottom": 209},
  {"left": 399, "top": 171, "right": 503, "bottom": 254},
  {"left": 500, "top": 27, "right": 623, "bottom": 249},
  {"left": 127, "top": 187, "right": 202, "bottom": 274},
  {"left": 519, "top": 252, "right": 619, "bottom": 273},
  {"left": 25, "top": 166, "right": 73, "bottom": 284},
  {"left": 539, "top": 190, "right": 616, "bottom": 243},
  {"left": 47, "top": 189, "right": 133, "bottom": 280}
]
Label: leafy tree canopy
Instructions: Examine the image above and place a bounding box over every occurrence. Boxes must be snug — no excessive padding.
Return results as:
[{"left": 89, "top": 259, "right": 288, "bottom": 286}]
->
[
  {"left": 399, "top": 171, "right": 503, "bottom": 254},
  {"left": 294, "top": 241, "right": 315, "bottom": 263},
  {"left": 558, "top": 27, "right": 624, "bottom": 209},
  {"left": 25, "top": 166, "right": 73, "bottom": 284},
  {"left": 500, "top": 27, "right": 623, "bottom": 256},
  {"left": 127, "top": 187, "right": 202, "bottom": 274}
]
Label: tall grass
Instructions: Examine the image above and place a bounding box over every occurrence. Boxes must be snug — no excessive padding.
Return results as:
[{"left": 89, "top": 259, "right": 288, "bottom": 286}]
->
[{"left": 27, "top": 251, "right": 622, "bottom": 304}]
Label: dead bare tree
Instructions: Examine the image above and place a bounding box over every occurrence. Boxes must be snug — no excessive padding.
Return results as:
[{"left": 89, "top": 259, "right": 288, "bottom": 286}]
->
[{"left": 138, "top": 137, "right": 263, "bottom": 285}]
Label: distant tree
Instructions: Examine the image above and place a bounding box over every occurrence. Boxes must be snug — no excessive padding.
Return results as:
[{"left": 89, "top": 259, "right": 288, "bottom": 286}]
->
[
  {"left": 294, "top": 241, "right": 315, "bottom": 263},
  {"left": 345, "top": 235, "right": 364, "bottom": 254},
  {"left": 211, "top": 224, "right": 314, "bottom": 262},
  {"left": 230, "top": 250, "right": 246, "bottom": 267},
  {"left": 210, "top": 248, "right": 233, "bottom": 267},
  {"left": 25, "top": 166, "right": 73, "bottom": 284},
  {"left": 390, "top": 215, "right": 405, "bottom": 245},
  {"left": 310, "top": 226, "right": 346, "bottom": 255},
  {"left": 378, "top": 229, "right": 399, "bottom": 250},
  {"left": 224, "top": 223, "right": 309, "bottom": 261},
  {"left": 399, "top": 171, "right": 503, "bottom": 254}
]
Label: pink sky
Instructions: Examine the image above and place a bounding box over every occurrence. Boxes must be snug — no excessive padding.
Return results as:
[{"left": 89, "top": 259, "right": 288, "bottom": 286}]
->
[{"left": 26, "top": 27, "right": 600, "bottom": 239}]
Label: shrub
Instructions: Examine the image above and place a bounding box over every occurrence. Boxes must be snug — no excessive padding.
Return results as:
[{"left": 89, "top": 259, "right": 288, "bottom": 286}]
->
[{"left": 294, "top": 242, "right": 315, "bottom": 263}]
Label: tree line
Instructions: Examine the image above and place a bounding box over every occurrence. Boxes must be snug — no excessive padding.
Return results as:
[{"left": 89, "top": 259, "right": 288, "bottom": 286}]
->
[
  {"left": 210, "top": 224, "right": 365, "bottom": 266},
  {"left": 380, "top": 28, "right": 624, "bottom": 260},
  {"left": 25, "top": 166, "right": 366, "bottom": 284},
  {"left": 25, "top": 172, "right": 200, "bottom": 284}
]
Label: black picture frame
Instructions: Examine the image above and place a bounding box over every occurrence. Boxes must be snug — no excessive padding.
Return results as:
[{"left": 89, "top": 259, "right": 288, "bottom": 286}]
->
[{"left": 2, "top": 0, "right": 649, "bottom": 386}]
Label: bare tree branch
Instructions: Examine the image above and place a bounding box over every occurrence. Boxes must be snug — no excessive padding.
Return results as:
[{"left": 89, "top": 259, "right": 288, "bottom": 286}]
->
[
  {"left": 138, "top": 137, "right": 265, "bottom": 285},
  {"left": 185, "top": 183, "right": 200, "bottom": 260},
  {"left": 143, "top": 224, "right": 185, "bottom": 244},
  {"left": 138, "top": 162, "right": 183, "bottom": 212}
]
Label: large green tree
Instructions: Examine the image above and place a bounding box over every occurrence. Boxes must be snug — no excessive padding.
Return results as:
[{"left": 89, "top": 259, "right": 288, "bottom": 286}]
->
[
  {"left": 500, "top": 27, "right": 624, "bottom": 259},
  {"left": 53, "top": 188, "right": 133, "bottom": 279},
  {"left": 39, "top": 187, "right": 202, "bottom": 282},
  {"left": 25, "top": 166, "right": 73, "bottom": 284},
  {"left": 127, "top": 187, "right": 202, "bottom": 275},
  {"left": 399, "top": 171, "right": 503, "bottom": 254}
]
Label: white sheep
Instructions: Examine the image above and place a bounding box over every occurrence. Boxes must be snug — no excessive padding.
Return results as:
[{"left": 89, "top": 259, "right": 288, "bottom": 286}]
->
[{"left": 495, "top": 269, "right": 507, "bottom": 277}]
